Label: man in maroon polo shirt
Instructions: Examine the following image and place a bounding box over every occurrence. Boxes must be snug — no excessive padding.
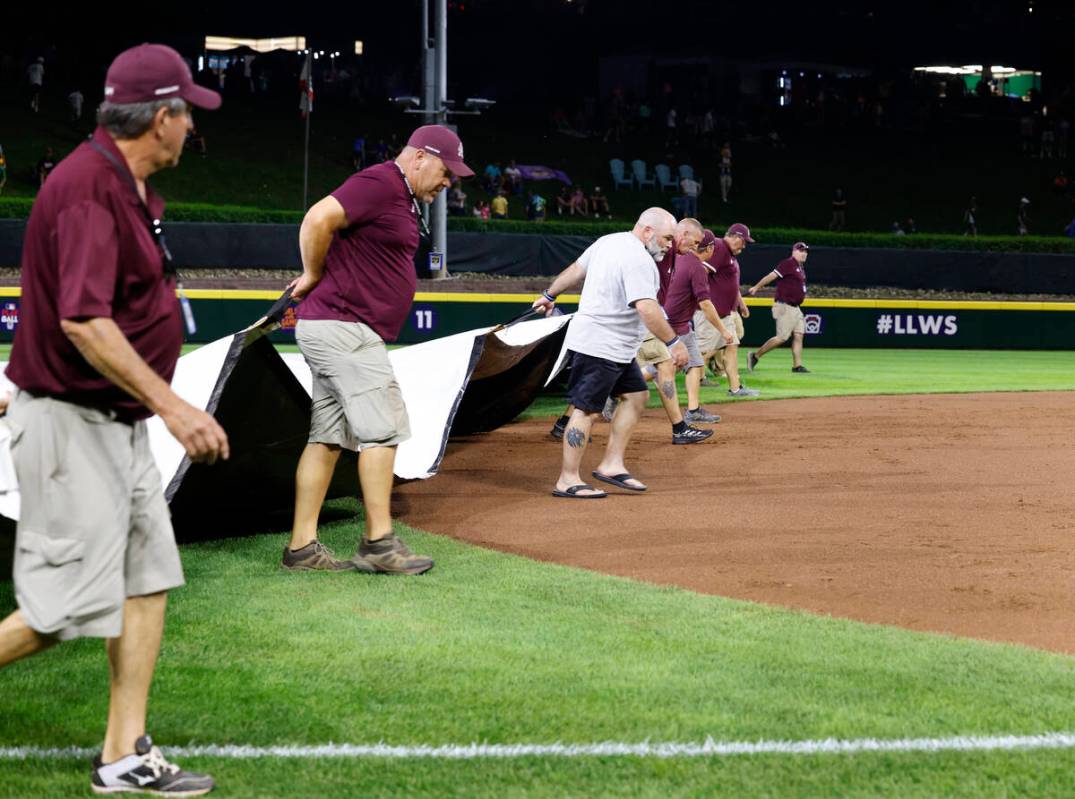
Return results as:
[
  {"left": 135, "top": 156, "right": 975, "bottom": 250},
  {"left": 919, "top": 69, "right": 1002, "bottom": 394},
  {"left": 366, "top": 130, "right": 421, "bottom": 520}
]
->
[
  {"left": 284, "top": 125, "right": 473, "bottom": 574},
  {"left": 747, "top": 241, "right": 811, "bottom": 373},
  {"left": 663, "top": 228, "right": 738, "bottom": 422},
  {"left": 706, "top": 223, "right": 760, "bottom": 397},
  {"left": 0, "top": 44, "right": 227, "bottom": 796}
]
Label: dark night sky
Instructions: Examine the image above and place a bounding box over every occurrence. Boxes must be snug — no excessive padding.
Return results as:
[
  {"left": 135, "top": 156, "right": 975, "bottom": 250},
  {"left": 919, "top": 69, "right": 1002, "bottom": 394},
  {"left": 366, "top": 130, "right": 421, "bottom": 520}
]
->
[{"left": 3, "top": 1, "right": 1069, "bottom": 90}]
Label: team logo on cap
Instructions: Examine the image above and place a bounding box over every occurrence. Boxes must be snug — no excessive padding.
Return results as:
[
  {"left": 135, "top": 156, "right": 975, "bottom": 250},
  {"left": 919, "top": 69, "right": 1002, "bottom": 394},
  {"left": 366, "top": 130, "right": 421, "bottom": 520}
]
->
[
  {"left": 458, "top": 142, "right": 464, "bottom": 157},
  {"left": 424, "top": 144, "right": 442, "bottom": 154}
]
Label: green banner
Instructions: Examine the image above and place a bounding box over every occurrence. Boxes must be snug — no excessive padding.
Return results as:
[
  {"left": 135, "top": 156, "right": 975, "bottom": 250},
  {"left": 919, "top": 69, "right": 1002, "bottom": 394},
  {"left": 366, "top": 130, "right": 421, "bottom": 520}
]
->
[{"left": 1, "top": 291, "right": 1073, "bottom": 350}]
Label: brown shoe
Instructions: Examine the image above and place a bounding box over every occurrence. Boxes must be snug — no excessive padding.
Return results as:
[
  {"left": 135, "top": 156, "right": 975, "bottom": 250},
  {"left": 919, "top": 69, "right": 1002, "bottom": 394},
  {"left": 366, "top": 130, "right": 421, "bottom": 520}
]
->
[
  {"left": 352, "top": 533, "right": 434, "bottom": 575},
  {"left": 281, "top": 540, "right": 359, "bottom": 571}
]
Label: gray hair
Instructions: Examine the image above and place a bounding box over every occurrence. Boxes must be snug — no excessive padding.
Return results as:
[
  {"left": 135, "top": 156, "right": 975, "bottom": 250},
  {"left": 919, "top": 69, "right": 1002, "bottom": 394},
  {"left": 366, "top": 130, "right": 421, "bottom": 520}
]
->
[{"left": 96, "top": 97, "right": 188, "bottom": 139}]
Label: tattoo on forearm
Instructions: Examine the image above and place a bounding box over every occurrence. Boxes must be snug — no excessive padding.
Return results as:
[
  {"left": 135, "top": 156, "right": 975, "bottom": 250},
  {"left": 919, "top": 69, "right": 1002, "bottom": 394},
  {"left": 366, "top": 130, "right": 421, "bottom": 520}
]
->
[
  {"left": 662, "top": 380, "right": 675, "bottom": 399},
  {"left": 566, "top": 428, "right": 586, "bottom": 448}
]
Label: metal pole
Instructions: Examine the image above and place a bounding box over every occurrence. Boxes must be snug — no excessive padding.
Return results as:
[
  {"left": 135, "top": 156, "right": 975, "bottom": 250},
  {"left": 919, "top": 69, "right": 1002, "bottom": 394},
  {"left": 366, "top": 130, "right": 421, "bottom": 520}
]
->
[
  {"left": 421, "top": 0, "right": 434, "bottom": 232},
  {"left": 302, "top": 49, "right": 311, "bottom": 210},
  {"left": 432, "top": 0, "right": 449, "bottom": 279}
]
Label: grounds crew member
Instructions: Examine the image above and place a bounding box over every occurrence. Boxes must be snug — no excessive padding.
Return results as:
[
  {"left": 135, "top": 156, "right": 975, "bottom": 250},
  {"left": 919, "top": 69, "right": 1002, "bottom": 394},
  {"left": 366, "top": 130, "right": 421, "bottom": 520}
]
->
[
  {"left": 0, "top": 44, "right": 228, "bottom": 796},
  {"left": 663, "top": 228, "right": 736, "bottom": 422},
  {"left": 704, "top": 223, "right": 760, "bottom": 397},
  {"left": 534, "top": 208, "right": 689, "bottom": 498},
  {"left": 747, "top": 241, "right": 810, "bottom": 372},
  {"left": 285, "top": 124, "right": 473, "bottom": 573},
  {"left": 549, "top": 217, "right": 712, "bottom": 445}
]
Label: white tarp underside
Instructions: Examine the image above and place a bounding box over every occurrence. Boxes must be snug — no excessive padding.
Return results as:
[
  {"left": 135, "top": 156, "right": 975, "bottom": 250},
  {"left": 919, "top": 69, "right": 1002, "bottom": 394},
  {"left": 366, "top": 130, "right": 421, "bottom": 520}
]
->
[{"left": 0, "top": 314, "right": 571, "bottom": 521}]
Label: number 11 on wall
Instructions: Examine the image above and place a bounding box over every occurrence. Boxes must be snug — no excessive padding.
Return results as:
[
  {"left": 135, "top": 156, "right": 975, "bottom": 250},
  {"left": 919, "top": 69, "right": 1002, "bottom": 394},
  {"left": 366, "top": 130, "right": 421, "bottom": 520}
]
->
[{"left": 414, "top": 308, "right": 436, "bottom": 331}]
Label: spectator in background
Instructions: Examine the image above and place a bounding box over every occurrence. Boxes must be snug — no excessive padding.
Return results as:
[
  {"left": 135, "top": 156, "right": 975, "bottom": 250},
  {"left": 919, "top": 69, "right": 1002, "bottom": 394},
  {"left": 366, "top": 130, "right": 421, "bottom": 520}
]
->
[
  {"left": 473, "top": 199, "right": 491, "bottom": 220},
  {"left": 490, "top": 190, "right": 509, "bottom": 219},
  {"left": 590, "top": 186, "right": 610, "bottom": 219},
  {"left": 902, "top": 217, "right": 917, "bottom": 235},
  {"left": 375, "top": 138, "right": 389, "bottom": 162},
  {"left": 352, "top": 135, "right": 366, "bottom": 171},
  {"left": 829, "top": 188, "right": 847, "bottom": 231},
  {"left": 1040, "top": 122, "right": 1055, "bottom": 160},
  {"left": 1017, "top": 197, "right": 1030, "bottom": 235},
  {"left": 527, "top": 191, "right": 546, "bottom": 222},
  {"left": 1019, "top": 114, "right": 1036, "bottom": 157},
  {"left": 718, "top": 143, "right": 733, "bottom": 203},
  {"left": 36, "top": 147, "right": 56, "bottom": 187},
  {"left": 483, "top": 162, "right": 502, "bottom": 193},
  {"left": 1058, "top": 118, "right": 1070, "bottom": 160},
  {"left": 891, "top": 221, "right": 904, "bottom": 236},
  {"left": 679, "top": 175, "right": 701, "bottom": 218},
  {"left": 665, "top": 107, "right": 678, "bottom": 147},
  {"left": 1065, "top": 217, "right": 1075, "bottom": 238},
  {"left": 569, "top": 185, "right": 588, "bottom": 216},
  {"left": 503, "top": 160, "right": 523, "bottom": 195},
  {"left": 448, "top": 183, "right": 467, "bottom": 216},
  {"left": 555, "top": 185, "right": 572, "bottom": 216},
  {"left": 963, "top": 196, "right": 978, "bottom": 236},
  {"left": 0, "top": 145, "right": 7, "bottom": 195},
  {"left": 67, "top": 88, "right": 84, "bottom": 121},
  {"left": 26, "top": 57, "right": 44, "bottom": 113}
]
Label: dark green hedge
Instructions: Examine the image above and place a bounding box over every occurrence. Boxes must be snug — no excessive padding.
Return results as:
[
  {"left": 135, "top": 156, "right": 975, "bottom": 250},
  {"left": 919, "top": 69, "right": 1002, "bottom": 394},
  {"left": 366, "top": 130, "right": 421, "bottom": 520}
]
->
[{"left": 3, "top": 196, "right": 1073, "bottom": 254}]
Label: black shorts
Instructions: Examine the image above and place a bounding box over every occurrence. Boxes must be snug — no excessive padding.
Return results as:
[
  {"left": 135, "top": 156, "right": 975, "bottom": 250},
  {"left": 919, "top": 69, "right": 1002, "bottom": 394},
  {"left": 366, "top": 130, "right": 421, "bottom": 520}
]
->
[{"left": 566, "top": 351, "right": 648, "bottom": 413}]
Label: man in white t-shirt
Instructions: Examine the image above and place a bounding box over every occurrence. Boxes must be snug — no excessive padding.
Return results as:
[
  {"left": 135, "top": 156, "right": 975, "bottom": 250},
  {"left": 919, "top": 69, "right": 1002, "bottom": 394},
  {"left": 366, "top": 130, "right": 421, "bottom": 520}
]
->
[{"left": 533, "top": 208, "right": 688, "bottom": 499}]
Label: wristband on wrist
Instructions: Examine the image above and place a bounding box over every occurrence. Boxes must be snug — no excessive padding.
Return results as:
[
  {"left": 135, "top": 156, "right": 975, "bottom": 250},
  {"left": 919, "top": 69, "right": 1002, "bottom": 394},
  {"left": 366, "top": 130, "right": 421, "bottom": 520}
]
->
[
  {"left": 664, "top": 335, "right": 680, "bottom": 347},
  {"left": 542, "top": 290, "right": 557, "bottom": 302}
]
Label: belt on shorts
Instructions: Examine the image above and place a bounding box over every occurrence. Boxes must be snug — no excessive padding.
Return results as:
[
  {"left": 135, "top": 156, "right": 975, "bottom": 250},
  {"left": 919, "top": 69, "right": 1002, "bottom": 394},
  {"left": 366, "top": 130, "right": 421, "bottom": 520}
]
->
[{"left": 775, "top": 301, "right": 801, "bottom": 307}]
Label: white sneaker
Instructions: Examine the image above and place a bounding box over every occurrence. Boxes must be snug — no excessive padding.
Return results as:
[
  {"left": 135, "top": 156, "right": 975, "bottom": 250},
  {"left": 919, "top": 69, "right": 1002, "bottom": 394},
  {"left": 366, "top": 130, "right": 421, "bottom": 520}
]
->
[{"left": 92, "top": 735, "right": 214, "bottom": 796}]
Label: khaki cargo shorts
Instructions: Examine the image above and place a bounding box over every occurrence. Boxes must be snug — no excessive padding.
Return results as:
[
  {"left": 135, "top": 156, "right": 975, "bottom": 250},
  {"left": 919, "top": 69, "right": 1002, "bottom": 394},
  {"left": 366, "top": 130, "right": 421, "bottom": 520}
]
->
[
  {"left": 636, "top": 333, "right": 671, "bottom": 368},
  {"left": 773, "top": 302, "right": 805, "bottom": 341},
  {"left": 692, "top": 310, "right": 741, "bottom": 352},
  {"left": 296, "top": 319, "right": 411, "bottom": 451},
  {"left": 10, "top": 393, "right": 184, "bottom": 641}
]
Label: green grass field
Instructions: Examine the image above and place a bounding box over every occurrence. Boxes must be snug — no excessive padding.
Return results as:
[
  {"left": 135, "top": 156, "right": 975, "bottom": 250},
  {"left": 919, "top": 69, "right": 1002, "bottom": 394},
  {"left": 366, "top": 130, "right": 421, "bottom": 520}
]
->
[{"left": 2, "top": 347, "right": 1074, "bottom": 797}]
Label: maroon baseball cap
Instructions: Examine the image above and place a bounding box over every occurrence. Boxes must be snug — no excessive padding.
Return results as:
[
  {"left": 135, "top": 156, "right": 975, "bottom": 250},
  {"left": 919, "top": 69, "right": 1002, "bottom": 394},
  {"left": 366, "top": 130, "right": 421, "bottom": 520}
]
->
[
  {"left": 406, "top": 125, "right": 474, "bottom": 177},
  {"left": 699, "top": 229, "right": 718, "bottom": 250},
  {"left": 725, "top": 223, "right": 755, "bottom": 243},
  {"left": 105, "top": 44, "right": 221, "bottom": 110},
  {"left": 793, "top": 241, "right": 809, "bottom": 251}
]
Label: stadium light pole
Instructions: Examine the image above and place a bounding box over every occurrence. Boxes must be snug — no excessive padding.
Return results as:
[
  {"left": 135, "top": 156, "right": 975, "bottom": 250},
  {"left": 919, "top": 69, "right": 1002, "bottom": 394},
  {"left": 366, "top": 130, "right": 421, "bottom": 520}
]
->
[
  {"left": 432, "top": 0, "right": 448, "bottom": 279},
  {"left": 403, "top": 0, "right": 492, "bottom": 279}
]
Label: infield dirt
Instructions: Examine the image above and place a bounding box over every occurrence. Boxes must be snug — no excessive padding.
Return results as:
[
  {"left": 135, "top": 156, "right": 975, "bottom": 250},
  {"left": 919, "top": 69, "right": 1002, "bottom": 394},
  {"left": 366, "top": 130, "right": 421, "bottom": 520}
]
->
[{"left": 394, "top": 392, "right": 1075, "bottom": 655}]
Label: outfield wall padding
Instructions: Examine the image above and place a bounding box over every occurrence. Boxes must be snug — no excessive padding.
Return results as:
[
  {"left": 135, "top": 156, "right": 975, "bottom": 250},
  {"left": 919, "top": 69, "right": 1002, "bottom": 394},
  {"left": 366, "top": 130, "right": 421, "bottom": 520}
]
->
[{"left": 2, "top": 220, "right": 1075, "bottom": 293}]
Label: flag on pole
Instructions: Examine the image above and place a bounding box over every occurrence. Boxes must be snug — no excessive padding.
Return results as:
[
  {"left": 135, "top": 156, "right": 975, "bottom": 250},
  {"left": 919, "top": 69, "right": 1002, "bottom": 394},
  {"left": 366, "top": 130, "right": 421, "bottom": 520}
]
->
[{"left": 299, "top": 52, "right": 314, "bottom": 117}]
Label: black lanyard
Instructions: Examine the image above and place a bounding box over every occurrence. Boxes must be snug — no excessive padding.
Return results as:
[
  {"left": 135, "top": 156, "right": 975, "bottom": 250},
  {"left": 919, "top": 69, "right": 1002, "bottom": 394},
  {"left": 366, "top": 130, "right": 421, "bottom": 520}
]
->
[
  {"left": 89, "top": 138, "right": 196, "bottom": 334},
  {"left": 395, "top": 162, "right": 432, "bottom": 241},
  {"left": 89, "top": 140, "right": 176, "bottom": 276}
]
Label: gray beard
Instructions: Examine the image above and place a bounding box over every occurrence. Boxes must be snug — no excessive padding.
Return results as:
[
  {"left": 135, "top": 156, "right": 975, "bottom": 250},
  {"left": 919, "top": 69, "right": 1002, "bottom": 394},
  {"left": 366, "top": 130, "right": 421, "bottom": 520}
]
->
[{"left": 645, "top": 238, "right": 667, "bottom": 262}]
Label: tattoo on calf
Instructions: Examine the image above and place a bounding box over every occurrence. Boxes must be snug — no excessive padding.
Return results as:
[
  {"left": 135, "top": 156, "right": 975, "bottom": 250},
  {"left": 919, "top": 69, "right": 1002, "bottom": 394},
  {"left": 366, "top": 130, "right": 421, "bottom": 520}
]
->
[
  {"left": 661, "top": 380, "right": 676, "bottom": 399},
  {"left": 566, "top": 428, "right": 586, "bottom": 448}
]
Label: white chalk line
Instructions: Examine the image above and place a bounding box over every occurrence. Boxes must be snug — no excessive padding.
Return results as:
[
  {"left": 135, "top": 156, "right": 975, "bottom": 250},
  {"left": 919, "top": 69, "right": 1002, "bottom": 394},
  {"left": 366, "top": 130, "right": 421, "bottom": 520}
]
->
[{"left": 2, "top": 733, "right": 1075, "bottom": 760}]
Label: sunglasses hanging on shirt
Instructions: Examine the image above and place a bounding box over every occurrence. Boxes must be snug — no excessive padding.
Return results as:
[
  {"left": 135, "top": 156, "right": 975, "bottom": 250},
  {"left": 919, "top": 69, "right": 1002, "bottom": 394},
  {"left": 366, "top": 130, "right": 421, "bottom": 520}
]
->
[{"left": 89, "top": 140, "right": 197, "bottom": 336}]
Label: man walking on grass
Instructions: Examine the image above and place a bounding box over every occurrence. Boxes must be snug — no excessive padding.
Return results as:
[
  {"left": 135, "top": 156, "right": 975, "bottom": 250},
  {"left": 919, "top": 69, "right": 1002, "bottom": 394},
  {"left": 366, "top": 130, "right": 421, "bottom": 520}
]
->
[
  {"left": 0, "top": 44, "right": 228, "bottom": 796},
  {"left": 747, "top": 241, "right": 811, "bottom": 373},
  {"left": 533, "top": 208, "right": 689, "bottom": 498},
  {"left": 284, "top": 125, "right": 473, "bottom": 574}
]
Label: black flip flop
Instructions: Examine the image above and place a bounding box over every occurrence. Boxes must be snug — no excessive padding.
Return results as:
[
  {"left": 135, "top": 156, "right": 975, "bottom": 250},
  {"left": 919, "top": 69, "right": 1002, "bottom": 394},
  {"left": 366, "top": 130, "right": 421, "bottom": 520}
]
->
[
  {"left": 552, "top": 483, "right": 607, "bottom": 499},
  {"left": 591, "top": 471, "right": 647, "bottom": 492}
]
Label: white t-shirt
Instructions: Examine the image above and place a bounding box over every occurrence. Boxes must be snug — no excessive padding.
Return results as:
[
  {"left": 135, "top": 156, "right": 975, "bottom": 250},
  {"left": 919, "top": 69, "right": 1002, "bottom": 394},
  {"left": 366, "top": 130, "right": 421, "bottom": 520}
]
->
[
  {"left": 565, "top": 232, "right": 659, "bottom": 363},
  {"left": 681, "top": 178, "right": 700, "bottom": 197},
  {"left": 27, "top": 63, "right": 44, "bottom": 86}
]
